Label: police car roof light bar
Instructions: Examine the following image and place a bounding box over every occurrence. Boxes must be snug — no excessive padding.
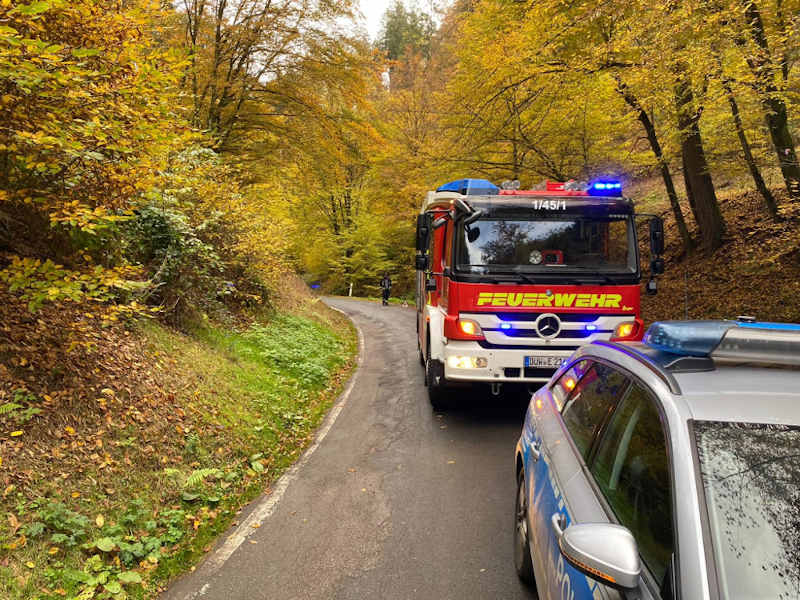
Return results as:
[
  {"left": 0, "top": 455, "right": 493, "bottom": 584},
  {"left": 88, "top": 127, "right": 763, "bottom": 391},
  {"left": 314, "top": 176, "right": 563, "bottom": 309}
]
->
[{"left": 643, "top": 320, "right": 800, "bottom": 366}]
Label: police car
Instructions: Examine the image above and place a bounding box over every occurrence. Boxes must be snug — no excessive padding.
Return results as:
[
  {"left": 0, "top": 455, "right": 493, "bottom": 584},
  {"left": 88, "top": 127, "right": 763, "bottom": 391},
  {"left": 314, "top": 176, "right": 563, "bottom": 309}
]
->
[{"left": 514, "top": 319, "right": 800, "bottom": 599}]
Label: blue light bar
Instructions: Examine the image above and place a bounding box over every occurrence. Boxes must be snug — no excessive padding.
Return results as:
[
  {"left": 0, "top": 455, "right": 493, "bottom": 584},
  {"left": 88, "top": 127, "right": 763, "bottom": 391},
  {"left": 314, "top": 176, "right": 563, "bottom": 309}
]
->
[
  {"left": 643, "top": 320, "right": 800, "bottom": 366},
  {"left": 437, "top": 179, "right": 499, "bottom": 195},
  {"left": 585, "top": 324, "right": 598, "bottom": 332},
  {"left": 644, "top": 321, "right": 731, "bottom": 356},
  {"left": 588, "top": 180, "right": 623, "bottom": 197},
  {"left": 500, "top": 323, "right": 512, "bottom": 331}
]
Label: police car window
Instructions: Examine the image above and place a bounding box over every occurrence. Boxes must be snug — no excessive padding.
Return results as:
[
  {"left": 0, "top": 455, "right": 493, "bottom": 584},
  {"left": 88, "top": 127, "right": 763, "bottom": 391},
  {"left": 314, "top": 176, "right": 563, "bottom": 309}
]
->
[
  {"left": 694, "top": 421, "right": 800, "bottom": 600},
  {"left": 561, "top": 363, "right": 630, "bottom": 458},
  {"left": 590, "top": 383, "right": 673, "bottom": 584},
  {"left": 552, "top": 359, "right": 592, "bottom": 411}
]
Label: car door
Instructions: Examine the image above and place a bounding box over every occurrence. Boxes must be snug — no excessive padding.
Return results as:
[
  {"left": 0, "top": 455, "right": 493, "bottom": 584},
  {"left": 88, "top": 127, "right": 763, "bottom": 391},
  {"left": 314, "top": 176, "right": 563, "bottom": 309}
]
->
[
  {"left": 587, "top": 382, "right": 676, "bottom": 599},
  {"left": 528, "top": 361, "right": 629, "bottom": 600},
  {"left": 524, "top": 359, "right": 591, "bottom": 591}
]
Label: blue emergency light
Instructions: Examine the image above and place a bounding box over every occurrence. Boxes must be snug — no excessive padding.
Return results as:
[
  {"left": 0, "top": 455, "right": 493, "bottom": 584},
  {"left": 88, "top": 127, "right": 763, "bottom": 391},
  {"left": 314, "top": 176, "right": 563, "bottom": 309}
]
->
[
  {"left": 643, "top": 320, "right": 800, "bottom": 366},
  {"left": 437, "top": 179, "right": 499, "bottom": 195},
  {"left": 588, "top": 180, "right": 623, "bottom": 197}
]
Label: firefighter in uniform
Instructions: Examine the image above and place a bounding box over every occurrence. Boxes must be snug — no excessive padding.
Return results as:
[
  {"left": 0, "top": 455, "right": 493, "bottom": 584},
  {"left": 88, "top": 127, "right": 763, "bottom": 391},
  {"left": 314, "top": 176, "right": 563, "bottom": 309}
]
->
[{"left": 380, "top": 273, "right": 392, "bottom": 306}]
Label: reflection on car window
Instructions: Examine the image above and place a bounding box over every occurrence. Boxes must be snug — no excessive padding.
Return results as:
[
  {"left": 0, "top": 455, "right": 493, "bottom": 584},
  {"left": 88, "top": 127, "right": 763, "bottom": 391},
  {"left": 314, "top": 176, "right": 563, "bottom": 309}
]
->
[
  {"left": 695, "top": 421, "right": 800, "bottom": 599},
  {"left": 552, "top": 359, "right": 592, "bottom": 411},
  {"left": 591, "top": 384, "right": 673, "bottom": 584},
  {"left": 562, "top": 363, "right": 629, "bottom": 458}
]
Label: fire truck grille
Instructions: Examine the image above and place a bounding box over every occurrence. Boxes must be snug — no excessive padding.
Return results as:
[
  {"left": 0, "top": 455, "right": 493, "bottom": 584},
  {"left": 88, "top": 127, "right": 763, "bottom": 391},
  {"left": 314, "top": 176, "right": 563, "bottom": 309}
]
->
[{"left": 463, "top": 312, "right": 634, "bottom": 349}]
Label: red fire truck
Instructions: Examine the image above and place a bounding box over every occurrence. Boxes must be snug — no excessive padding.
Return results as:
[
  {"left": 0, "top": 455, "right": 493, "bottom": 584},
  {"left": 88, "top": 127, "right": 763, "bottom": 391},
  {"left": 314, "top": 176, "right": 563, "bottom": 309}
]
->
[{"left": 415, "top": 178, "right": 665, "bottom": 409}]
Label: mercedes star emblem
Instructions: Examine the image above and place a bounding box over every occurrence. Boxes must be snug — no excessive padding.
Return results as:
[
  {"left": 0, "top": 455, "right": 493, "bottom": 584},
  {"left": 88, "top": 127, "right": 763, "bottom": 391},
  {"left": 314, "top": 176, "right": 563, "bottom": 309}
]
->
[{"left": 535, "top": 313, "right": 561, "bottom": 339}]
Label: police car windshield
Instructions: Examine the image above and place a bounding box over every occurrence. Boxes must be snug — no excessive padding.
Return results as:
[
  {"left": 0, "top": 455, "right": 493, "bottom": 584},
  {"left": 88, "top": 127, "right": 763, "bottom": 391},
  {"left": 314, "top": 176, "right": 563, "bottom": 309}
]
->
[
  {"left": 694, "top": 421, "right": 800, "bottom": 598},
  {"left": 455, "top": 215, "right": 636, "bottom": 274}
]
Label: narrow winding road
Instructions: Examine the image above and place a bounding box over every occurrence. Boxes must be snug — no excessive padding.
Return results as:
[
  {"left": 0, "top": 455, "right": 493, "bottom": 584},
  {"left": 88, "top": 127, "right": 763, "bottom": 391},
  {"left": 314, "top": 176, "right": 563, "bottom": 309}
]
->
[{"left": 162, "top": 298, "right": 537, "bottom": 600}]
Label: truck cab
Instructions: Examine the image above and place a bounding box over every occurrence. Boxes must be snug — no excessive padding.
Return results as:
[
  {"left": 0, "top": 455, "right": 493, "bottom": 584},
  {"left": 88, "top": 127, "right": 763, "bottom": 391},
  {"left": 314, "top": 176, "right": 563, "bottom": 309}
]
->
[{"left": 415, "top": 178, "right": 665, "bottom": 409}]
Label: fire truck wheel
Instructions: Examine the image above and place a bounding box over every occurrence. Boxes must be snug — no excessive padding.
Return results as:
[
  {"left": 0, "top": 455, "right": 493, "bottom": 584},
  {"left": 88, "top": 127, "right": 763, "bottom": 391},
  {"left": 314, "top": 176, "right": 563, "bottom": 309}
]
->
[{"left": 425, "top": 358, "right": 449, "bottom": 410}]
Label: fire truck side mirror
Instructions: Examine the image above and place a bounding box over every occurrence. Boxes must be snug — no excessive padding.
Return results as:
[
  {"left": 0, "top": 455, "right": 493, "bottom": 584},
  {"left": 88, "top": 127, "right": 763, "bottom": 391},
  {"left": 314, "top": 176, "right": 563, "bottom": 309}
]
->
[
  {"left": 651, "top": 258, "right": 665, "bottom": 276},
  {"left": 425, "top": 277, "right": 437, "bottom": 292},
  {"left": 649, "top": 217, "right": 665, "bottom": 256},
  {"left": 416, "top": 214, "right": 430, "bottom": 253},
  {"left": 415, "top": 254, "right": 429, "bottom": 271},
  {"left": 647, "top": 276, "right": 658, "bottom": 296}
]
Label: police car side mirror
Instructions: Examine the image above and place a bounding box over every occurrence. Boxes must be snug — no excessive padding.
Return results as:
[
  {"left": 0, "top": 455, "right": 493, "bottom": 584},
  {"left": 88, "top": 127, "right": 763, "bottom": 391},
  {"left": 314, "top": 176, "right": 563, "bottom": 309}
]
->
[
  {"left": 415, "top": 254, "right": 428, "bottom": 271},
  {"left": 556, "top": 522, "right": 641, "bottom": 591}
]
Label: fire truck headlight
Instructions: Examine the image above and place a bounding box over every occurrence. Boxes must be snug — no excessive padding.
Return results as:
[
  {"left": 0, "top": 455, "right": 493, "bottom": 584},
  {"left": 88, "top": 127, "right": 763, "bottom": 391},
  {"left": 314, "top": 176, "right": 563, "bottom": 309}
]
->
[
  {"left": 447, "top": 356, "right": 488, "bottom": 369},
  {"left": 458, "top": 319, "right": 482, "bottom": 337}
]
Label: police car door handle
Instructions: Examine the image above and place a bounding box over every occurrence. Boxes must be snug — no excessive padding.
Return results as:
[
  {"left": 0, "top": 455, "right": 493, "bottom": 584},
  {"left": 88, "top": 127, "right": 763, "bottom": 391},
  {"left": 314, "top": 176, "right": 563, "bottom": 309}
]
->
[
  {"left": 530, "top": 440, "right": 542, "bottom": 462},
  {"left": 551, "top": 513, "right": 567, "bottom": 540}
]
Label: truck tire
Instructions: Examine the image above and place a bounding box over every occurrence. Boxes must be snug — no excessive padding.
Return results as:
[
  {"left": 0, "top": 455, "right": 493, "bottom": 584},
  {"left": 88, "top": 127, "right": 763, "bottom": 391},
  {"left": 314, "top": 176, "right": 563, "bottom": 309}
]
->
[{"left": 425, "top": 356, "right": 449, "bottom": 410}]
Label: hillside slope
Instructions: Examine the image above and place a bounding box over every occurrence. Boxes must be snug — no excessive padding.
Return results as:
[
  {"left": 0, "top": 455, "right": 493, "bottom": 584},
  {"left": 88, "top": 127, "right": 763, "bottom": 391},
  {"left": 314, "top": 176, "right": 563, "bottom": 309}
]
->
[
  {"left": 637, "top": 182, "right": 800, "bottom": 323},
  {"left": 0, "top": 277, "right": 357, "bottom": 599}
]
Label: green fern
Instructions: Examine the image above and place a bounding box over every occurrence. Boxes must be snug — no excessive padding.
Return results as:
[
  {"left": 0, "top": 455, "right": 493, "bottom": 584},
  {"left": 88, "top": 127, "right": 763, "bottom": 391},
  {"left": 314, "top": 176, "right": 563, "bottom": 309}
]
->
[
  {"left": 185, "top": 468, "right": 221, "bottom": 489},
  {"left": 0, "top": 403, "right": 22, "bottom": 416}
]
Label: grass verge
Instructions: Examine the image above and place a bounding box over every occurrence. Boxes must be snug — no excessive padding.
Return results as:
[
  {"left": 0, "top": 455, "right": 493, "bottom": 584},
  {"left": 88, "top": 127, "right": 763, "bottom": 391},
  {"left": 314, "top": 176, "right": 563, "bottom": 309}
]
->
[{"left": 0, "top": 301, "right": 357, "bottom": 600}]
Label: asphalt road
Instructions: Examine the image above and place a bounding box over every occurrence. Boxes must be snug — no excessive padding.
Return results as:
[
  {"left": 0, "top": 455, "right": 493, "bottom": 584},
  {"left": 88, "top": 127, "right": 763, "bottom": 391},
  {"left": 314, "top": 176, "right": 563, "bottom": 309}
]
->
[{"left": 162, "top": 298, "right": 537, "bottom": 600}]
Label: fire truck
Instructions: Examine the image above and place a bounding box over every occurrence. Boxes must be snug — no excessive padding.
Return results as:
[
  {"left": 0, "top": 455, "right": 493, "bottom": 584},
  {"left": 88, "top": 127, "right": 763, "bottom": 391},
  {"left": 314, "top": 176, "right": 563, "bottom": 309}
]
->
[{"left": 415, "top": 178, "right": 665, "bottom": 409}]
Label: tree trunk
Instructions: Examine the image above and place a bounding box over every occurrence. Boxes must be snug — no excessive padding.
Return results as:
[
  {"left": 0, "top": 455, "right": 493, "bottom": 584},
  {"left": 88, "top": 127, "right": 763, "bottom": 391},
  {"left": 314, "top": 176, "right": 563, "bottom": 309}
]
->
[
  {"left": 674, "top": 72, "right": 725, "bottom": 254},
  {"left": 614, "top": 78, "right": 693, "bottom": 251},
  {"left": 681, "top": 151, "right": 699, "bottom": 225},
  {"left": 741, "top": 0, "right": 800, "bottom": 199},
  {"left": 722, "top": 79, "right": 779, "bottom": 217}
]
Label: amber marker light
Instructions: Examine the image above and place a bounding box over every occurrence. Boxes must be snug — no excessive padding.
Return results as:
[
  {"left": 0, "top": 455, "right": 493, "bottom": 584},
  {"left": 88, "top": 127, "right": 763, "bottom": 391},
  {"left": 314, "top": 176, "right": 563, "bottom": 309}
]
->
[
  {"left": 458, "top": 319, "right": 482, "bottom": 336},
  {"left": 614, "top": 322, "right": 636, "bottom": 339},
  {"left": 565, "top": 377, "right": 576, "bottom": 391}
]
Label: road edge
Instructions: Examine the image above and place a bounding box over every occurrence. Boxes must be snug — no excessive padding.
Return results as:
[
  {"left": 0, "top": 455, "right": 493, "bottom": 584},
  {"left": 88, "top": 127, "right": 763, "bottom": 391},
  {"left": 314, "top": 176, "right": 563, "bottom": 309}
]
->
[{"left": 169, "top": 302, "right": 365, "bottom": 600}]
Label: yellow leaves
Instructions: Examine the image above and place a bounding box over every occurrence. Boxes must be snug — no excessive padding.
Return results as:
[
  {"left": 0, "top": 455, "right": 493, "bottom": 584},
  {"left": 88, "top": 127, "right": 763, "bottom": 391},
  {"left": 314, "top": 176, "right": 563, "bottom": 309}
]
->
[
  {"left": 64, "top": 426, "right": 75, "bottom": 435},
  {"left": 25, "top": 561, "right": 35, "bottom": 569},
  {"left": 95, "top": 514, "right": 105, "bottom": 527},
  {"left": 71, "top": 491, "right": 80, "bottom": 498},
  {"left": 48, "top": 546, "right": 59, "bottom": 555},
  {"left": 10, "top": 430, "right": 23, "bottom": 437}
]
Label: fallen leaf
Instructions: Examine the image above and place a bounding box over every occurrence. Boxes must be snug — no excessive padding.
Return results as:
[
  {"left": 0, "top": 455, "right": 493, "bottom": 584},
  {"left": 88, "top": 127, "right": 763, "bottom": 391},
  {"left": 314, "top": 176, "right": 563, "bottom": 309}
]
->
[
  {"left": 10, "top": 431, "right": 23, "bottom": 437},
  {"left": 48, "top": 547, "right": 59, "bottom": 555},
  {"left": 25, "top": 562, "right": 34, "bottom": 569},
  {"left": 7, "top": 513, "right": 19, "bottom": 534},
  {"left": 64, "top": 426, "right": 75, "bottom": 436},
  {"left": 95, "top": 515, "right": 105, "bottom": 527}
]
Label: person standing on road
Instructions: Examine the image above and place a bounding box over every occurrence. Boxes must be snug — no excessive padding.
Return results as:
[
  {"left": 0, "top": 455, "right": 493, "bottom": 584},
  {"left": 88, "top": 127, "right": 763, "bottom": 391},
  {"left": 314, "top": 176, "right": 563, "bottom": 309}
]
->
[{"left": 380, "top": 273, "right": 392, "bottom": 306}]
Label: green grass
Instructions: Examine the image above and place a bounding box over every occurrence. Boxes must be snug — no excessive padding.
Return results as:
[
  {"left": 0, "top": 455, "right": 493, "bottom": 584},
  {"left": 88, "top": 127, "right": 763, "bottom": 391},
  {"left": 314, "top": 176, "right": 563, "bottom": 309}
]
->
[{"left": 0, "top": 310, "right": 357, "bottom": 600}]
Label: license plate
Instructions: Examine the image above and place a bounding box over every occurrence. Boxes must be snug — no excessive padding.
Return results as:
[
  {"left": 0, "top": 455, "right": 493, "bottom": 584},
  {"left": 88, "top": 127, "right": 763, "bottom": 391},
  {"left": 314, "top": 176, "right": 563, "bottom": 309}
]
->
[{"left": 525, "top": 356, "right": 566, "bottom": 369}]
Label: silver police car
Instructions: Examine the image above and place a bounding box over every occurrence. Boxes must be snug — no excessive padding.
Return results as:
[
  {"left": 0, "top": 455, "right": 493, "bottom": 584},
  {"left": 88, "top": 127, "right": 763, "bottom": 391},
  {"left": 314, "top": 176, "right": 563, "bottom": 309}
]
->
[{"left": 514, "top": 320, "right": 800, "bottom": 600}]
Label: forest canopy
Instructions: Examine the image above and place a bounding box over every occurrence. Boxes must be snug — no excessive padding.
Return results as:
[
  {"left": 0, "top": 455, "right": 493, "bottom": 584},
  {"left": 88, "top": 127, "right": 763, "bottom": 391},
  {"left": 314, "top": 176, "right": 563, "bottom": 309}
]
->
[{"left": 2, "top": 0, "right": 800, "bottom": 307}]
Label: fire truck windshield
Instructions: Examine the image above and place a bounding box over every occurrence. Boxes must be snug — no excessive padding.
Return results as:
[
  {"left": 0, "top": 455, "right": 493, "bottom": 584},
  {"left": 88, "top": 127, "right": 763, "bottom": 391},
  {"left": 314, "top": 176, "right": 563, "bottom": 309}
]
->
[{"left": 455, "top": 214, "right": 637, "bottom": 278}]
